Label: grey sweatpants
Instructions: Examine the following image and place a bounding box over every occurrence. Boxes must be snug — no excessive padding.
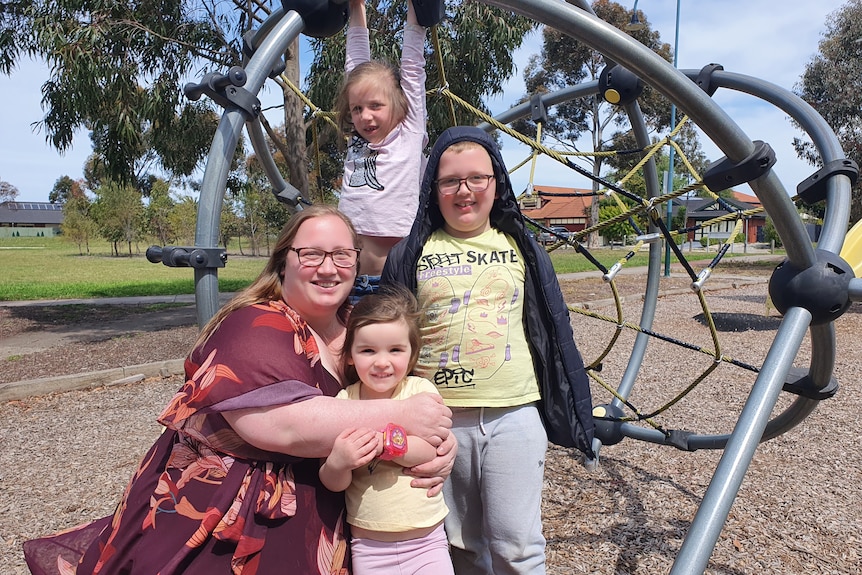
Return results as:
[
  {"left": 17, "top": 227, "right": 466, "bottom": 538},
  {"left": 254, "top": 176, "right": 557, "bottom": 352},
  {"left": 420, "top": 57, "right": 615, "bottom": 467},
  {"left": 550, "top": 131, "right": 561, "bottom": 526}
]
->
[{"left": 443, "top": 404, "right": 548, "bottom": 575}]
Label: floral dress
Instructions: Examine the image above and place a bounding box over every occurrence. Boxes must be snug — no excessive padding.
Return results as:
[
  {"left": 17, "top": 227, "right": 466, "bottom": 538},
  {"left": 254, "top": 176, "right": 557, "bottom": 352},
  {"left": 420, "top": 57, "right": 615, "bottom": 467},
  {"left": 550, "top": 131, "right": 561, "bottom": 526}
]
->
[{"left": 23, "top": 301, "right": 349, "bottom": 575}]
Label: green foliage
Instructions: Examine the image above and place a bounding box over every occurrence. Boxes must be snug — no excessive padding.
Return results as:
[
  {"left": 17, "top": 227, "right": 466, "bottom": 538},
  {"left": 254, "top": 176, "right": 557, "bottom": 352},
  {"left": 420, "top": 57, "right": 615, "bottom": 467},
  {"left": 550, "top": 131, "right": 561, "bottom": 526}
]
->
[
  {"left": 91, "top": 181, "right": 144, "bottom": 255},
  {"left": 597, "top": 203, "right": 636, "bottom": 242},
  {"left": 49, "top": 175, "right": 85, "bottom": 204},
  {"left": 519, "top": 0, "right": 674, "bottom": 142},
  {"left": 794, "top": 0, "right": 862, "bottom": 226},
  {"left": 144, "top": 179, "right": 177, "bottom": 246},
  {"left": 61, "top": 194, "right": 95, "bottom": 255},
  {"left": 9, "top": 1, "right": 228, "bottom": 183},
  {"left": 167, "top": 195, "right": 199, "bottom": 245}
]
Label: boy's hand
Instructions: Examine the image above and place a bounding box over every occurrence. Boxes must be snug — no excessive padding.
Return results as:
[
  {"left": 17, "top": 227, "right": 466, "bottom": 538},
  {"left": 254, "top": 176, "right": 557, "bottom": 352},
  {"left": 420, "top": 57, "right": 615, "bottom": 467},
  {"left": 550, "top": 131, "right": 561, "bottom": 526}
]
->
[{"left": 328, "top": 427, "right": 380, "bottom": 472}]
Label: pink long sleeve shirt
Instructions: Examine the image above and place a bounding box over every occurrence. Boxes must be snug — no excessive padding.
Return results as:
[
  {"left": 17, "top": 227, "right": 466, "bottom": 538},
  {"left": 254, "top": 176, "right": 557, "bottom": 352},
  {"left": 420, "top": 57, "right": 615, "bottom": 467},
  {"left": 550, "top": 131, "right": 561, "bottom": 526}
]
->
[{"left": 338, "top": 24, "right": 428, "bottom": 238}]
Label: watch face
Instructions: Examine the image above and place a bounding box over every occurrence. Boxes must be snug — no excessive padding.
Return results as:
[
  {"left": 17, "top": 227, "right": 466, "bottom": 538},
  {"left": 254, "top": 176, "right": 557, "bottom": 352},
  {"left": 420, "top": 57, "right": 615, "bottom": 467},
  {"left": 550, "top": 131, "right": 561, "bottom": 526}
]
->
[
  {"left": 390, "top": 427, "right": 406, "bottom": 448},
  {"left": 385, "top": 424, "right": 408, "bottom": 456}
]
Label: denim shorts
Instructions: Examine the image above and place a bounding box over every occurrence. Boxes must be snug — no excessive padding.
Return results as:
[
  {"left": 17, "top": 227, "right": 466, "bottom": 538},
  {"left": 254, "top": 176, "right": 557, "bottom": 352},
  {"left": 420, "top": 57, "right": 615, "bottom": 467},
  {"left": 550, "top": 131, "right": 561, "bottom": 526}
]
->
[{"left": 349, "top": 274, "right": 380, "bottom": 305}]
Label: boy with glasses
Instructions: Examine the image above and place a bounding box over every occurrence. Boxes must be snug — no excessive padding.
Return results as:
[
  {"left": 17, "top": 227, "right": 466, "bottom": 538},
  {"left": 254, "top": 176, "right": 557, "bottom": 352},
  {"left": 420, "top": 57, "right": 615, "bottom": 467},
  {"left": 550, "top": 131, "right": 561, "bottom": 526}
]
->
[{"left": 382, "top": 126, "right": 595, "bottom": 575}]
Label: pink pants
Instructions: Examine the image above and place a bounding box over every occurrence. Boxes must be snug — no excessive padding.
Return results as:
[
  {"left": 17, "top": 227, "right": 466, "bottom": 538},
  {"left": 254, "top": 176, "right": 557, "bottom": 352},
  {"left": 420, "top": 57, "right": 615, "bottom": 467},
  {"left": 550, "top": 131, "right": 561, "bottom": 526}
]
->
[{"left": 350, "top": 523, "right": 454, "bottom": 575}]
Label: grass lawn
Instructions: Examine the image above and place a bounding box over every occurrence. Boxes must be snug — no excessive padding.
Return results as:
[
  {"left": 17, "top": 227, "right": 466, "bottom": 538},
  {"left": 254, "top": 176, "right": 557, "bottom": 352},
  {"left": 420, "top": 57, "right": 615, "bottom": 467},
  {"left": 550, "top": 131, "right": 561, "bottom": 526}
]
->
[
  {"left": 0, "top": 237, "right": 268, "bottom": 301},
  {"left": 0, "top": 236, "right": 775, "bottom": 301}
]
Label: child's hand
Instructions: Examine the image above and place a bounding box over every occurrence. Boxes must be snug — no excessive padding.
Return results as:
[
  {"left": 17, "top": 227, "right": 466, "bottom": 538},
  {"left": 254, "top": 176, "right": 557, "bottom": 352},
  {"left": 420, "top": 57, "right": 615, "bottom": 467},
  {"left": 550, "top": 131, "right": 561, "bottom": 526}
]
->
[{"left": 329, "top": 427, "right": 380, "bottom": 471}]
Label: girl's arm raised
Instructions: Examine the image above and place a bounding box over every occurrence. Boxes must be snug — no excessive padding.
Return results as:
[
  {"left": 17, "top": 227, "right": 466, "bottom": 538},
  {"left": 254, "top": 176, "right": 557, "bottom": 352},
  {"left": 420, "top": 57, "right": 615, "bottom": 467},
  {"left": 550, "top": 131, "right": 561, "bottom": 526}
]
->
[
  {"left": 345, "top": 0, "right": 371, "bottom": 72},
  {"left": 348, "top": 0, "right": 367, "bottom": 29}
]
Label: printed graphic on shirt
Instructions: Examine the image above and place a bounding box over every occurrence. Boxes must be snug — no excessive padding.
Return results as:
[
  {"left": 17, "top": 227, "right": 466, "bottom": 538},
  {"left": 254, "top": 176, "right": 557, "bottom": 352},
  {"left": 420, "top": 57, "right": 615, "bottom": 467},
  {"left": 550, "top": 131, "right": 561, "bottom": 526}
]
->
[
  {"left": 347, "top": 136, "right": 383, "bottom": 191},
  {"left": 417, "top": 248, "right": 520, "bottom": 390}
]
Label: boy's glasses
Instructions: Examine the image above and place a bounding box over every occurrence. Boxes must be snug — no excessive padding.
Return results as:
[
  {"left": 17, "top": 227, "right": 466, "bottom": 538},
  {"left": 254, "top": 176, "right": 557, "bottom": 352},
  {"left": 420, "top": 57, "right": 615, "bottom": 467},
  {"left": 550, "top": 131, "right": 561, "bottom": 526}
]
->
[
  {"left": 288, "top": 247, "right": 360, "bottom": 268},
  {"left": 435, "top": 174, "right": 495, "bottom": 196}
]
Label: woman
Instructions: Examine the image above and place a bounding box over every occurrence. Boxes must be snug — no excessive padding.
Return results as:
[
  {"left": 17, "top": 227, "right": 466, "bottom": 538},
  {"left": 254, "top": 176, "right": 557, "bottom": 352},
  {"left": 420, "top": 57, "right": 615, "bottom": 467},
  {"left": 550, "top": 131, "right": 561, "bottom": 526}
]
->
[{"left": 24, "top": 205, "right": 454, "bottom": 575}]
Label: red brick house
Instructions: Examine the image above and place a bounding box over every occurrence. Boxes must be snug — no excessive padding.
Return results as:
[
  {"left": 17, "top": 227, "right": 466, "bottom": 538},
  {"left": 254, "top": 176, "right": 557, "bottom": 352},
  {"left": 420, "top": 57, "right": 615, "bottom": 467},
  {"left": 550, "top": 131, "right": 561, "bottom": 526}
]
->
[{"left": 518, "top": 185, "right": 593, "bottom": 234}]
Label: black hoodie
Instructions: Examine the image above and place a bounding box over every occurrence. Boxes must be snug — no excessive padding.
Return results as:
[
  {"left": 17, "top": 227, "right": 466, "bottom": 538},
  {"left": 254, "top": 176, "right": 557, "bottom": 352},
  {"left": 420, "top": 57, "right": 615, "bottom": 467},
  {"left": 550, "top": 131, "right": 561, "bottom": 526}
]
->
[{"left": 381, "top": 126, "right": 595, "bottom": 456}]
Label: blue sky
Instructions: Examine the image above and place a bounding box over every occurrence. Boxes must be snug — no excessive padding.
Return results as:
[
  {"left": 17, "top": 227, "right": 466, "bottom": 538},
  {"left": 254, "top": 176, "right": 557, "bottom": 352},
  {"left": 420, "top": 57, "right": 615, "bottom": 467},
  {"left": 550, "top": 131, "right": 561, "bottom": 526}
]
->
[{"left": 0, "top": 0, "right": 849, "bottom": 203}]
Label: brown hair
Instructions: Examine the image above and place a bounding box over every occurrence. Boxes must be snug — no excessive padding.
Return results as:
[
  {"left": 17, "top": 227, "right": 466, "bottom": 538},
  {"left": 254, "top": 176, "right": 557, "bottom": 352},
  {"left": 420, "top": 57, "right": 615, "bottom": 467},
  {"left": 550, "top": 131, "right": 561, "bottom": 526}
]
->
[
  {"left": 441, "top": 140, "right": 486, "bottom": 156},
  {"left": 194, "top": 204, "right": 361, "bottom": 348},
  {"left": 340, "top": 284, "right": 422, "bottom": 385},
  {"left": 334, "top": 60, "right": 409, "bottom": 140}
]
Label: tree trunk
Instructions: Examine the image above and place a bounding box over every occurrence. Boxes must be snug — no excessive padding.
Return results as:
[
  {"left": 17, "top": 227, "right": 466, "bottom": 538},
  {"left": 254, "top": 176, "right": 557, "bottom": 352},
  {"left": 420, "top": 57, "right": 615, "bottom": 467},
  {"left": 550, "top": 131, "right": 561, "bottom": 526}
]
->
[{"left": 282, "top": 39, "right": 310, "bottom": 201}]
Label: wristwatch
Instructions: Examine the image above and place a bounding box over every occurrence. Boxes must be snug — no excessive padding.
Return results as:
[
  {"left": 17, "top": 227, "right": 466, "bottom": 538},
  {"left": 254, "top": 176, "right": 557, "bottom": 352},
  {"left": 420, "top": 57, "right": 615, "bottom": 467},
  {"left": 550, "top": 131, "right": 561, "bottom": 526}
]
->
[{"left": 379, "top": 423, "right": 408, "bottom": 460}]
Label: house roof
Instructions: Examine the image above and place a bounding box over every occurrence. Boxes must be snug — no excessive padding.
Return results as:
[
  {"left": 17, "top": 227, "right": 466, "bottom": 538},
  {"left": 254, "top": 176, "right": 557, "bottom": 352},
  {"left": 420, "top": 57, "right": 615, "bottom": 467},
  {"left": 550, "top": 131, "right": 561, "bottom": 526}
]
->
[
  {"left": 685, "top": 192, "right": 764, "bottom": 220},
  {"left": 730, "top": 190, "right": 760, "bottom": 206},
  {"left": 0, "top": 201, "right": 64, "bottom": 225},
  {"left": 520, "top": 185, "right": 593, "bottom": 220}
]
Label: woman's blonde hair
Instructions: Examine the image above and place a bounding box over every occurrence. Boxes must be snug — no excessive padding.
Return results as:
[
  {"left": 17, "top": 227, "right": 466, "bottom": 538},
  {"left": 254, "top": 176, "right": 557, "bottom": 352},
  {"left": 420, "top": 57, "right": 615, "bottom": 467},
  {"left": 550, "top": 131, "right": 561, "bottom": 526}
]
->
[
  {"left": 194, "top": 204, "right": 361, "bottom": 348},
  {"left": 340, "top": 284, "right": 422, "bottom": 386},
  {"left": 334, "top": 60, "right": 409, "bottom": 140}
]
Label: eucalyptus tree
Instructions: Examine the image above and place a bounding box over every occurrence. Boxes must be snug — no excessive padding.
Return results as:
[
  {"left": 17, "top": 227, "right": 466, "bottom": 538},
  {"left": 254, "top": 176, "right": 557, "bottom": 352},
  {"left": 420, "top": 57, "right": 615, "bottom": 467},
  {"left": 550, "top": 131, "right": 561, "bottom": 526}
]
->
[{"left": 794, "top": 0, "right": 862, "bottom": 227}]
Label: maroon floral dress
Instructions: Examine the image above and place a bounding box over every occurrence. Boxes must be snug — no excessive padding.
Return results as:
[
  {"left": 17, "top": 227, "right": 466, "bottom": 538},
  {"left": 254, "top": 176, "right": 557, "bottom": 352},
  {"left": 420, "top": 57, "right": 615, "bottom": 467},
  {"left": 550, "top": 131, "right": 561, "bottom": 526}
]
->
[{"left": 24, "top": 301, "right": 349, "bottom": 575}]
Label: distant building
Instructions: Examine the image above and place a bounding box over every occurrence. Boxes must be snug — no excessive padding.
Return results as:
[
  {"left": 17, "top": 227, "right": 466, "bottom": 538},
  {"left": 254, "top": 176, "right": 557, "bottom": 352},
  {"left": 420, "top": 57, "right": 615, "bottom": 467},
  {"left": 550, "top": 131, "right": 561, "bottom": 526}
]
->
[
  {"left": 677, "top": 191, "right": 766, "bottom": 244},
  {"left": 519, "top": 185, "right": 593, "bottom": 234},
  {"left": 0, "top": 201, "right": 64, "bottom": 238}
]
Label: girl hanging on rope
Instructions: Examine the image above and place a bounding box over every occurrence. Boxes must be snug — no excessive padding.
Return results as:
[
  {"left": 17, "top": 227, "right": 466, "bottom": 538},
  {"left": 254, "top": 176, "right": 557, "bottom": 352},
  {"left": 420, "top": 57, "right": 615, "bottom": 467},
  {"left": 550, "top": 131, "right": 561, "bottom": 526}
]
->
[{"left": 335, "top": 0, "right": 429, "bottom": 294}]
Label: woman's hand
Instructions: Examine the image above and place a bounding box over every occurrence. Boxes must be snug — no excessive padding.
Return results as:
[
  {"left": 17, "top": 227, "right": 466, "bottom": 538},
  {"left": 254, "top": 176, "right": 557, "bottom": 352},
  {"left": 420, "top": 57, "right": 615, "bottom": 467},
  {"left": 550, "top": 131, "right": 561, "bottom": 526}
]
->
[
  {"left": 401, "top": 392, "right": 452, "bottom": 447},
  {"left": 403, "top": 430, "right": 457, "bottom": 497}
]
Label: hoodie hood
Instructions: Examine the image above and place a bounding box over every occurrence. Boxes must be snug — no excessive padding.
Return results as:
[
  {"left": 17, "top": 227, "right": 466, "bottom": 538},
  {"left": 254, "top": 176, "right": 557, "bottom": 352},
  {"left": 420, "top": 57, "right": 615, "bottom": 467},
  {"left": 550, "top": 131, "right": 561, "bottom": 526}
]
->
[
  {"left": 383, "top": 125, "right": 595, "bottom": 455},
  {"left": 413, "top": 126, "right": 524, "bottom": 239}
]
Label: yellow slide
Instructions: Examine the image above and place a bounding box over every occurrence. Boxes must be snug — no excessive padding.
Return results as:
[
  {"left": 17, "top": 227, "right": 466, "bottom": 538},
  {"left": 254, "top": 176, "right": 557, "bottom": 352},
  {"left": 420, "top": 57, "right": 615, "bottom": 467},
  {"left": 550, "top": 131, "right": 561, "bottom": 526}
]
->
[{"left": 840, "top": 219, "right": 862, "bottom": 277}]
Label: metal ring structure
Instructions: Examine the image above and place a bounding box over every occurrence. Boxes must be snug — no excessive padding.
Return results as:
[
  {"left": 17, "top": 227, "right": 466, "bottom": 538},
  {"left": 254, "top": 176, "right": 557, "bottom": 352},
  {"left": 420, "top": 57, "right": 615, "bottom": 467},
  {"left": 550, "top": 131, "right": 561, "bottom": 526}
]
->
[{"left": 189, "top": 1, "right": 861, "bottom": 573}]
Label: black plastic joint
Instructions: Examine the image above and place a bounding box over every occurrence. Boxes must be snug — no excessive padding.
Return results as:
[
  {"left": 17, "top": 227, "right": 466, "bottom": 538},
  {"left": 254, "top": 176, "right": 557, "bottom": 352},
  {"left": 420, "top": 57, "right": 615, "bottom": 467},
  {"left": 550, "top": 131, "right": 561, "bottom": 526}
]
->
[
  {"left": 410, "top": 0, "right": 445, "bottom": 27},
  {"left": 146, "top": 246, "right": 227, "bottom": 269},
  {"left": 591, "top": 403, "right": 625, "bottom": 446},
  {"left": 796, "top": 158, "right": 859, "bottom": 205},
  {"left": 782, "top": 367, "right": 839, "bottom": 400},
  {"left": 530, "top": 93, "right": 549, "bottom": 125},
  {"left": 599, "top": 64, "right": 644, "bottom": 107},
  {"left": 273, "top": 184, "right": 304, "bottom": 208},
  {"left": 695, "top": 63, "right": 724, "bottom": 96},
  {"left": 282, "top": 0, "right": 348, "bottom": 39},
  {"left": 768, "top": 249, "right": 853, "bottom": 326},
  {"left": 221, "top": 84, "right": 262, "bottom": 120},
  {"left": 184, "top": 67, "right": 262, "bottom": 121},
  {"left": 702, "top": 140, "right": 776, "bottom": 192},
  {"left": 664, "top": 429, "right": 695, "bottom": 451}
]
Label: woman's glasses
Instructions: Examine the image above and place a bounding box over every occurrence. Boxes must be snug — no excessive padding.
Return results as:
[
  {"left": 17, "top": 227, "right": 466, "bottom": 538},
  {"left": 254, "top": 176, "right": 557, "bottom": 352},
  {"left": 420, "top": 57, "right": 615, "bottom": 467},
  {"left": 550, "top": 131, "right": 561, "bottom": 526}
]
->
[
  {"left": 435, "top": 174, "right": 495, "bottom": 196},
  {"left": 288, "top": 247, "right": 360, "bottom": 268}
]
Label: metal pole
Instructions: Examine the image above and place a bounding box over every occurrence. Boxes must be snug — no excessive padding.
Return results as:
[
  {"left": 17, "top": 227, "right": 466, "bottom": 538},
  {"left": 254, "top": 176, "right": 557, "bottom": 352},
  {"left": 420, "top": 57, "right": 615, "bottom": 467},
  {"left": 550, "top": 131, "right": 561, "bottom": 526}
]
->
[{"left": 664, "top": 0, "right": 681, "bottom": 276}]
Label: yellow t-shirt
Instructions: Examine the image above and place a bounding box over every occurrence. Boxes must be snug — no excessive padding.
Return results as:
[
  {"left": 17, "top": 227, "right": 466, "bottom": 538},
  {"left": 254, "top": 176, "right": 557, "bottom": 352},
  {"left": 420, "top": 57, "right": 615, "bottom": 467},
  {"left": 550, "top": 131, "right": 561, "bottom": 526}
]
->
[
  {"left": 336, "top": 376, "right": 448, "bottom": 532},
  {"left": 413, "top": 228, "right": 540, "bottom": 407}
]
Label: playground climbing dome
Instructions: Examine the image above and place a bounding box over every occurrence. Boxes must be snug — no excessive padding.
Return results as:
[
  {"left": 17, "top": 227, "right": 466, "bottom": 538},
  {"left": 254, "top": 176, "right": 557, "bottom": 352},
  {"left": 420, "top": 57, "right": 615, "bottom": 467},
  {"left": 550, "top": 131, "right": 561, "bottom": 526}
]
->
[{"left": 144, "top": 1, "right": 862, "bottom": 574}]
